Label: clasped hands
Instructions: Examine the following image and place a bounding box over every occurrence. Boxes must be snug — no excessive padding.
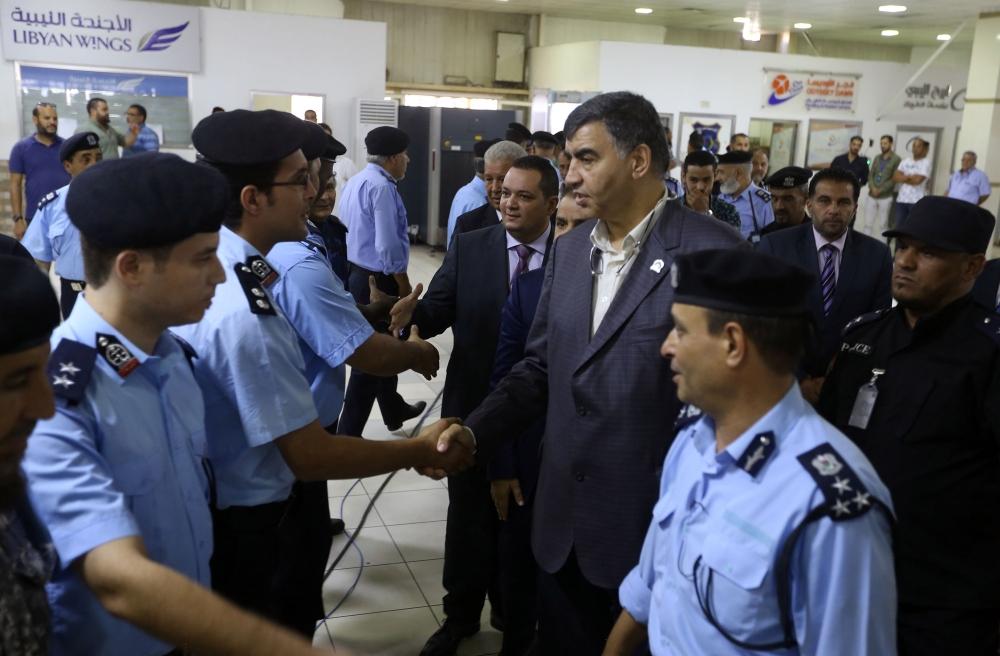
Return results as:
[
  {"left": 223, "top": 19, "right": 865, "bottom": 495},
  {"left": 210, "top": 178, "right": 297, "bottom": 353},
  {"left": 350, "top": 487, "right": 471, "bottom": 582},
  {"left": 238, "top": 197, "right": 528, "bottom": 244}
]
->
[{"left": 412, "top": 418, "right": 477, "bottom": 480}]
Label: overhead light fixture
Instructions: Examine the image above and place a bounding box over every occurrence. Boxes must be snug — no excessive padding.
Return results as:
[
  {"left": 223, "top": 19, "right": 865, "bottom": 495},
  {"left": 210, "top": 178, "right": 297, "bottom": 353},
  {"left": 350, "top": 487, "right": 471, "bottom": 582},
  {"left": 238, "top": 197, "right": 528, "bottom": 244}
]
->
[
  {"left": 733, "top": 16, "right": 749, "bottom": 23},
  {"left": 793, "top": 22, "right": 812, "bottom": 29},
  {"left": 635, "top": 7, "right": 653, "bottom": 14},
  {"left": 936, "top": 33, "right": 951, "bottom": 40},
  {"left": 878, "top": 4, "right": 907, "bottom": 12},
  {"left": 881, "top": 29, "right": 899, "bottom": 36},
  {"left": 742, "top": 23, "right": 762, "bottom": 41}
]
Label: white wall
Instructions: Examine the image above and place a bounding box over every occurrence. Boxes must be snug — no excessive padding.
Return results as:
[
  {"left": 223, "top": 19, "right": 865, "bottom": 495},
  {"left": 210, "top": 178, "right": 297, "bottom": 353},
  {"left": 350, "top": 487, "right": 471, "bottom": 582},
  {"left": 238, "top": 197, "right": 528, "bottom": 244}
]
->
[
  {"left": 539, "top": 16, "right": 664, "bottom": 47},
  {"left": 0, "top": 7, "right": 385, "bottom": 160},
  {"left": 594, "top": 41, "right": 967, "bottom": 195},
  {"left": 530, "top": 42, "right": 602, "bottom": 92}
]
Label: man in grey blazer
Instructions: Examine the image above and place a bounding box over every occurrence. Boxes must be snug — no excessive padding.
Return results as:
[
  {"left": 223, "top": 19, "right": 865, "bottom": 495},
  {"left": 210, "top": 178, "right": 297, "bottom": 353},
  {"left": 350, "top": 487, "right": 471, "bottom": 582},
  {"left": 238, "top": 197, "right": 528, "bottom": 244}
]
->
[{"left": 444, "top": 92, "right": 746, "bottom": 654}]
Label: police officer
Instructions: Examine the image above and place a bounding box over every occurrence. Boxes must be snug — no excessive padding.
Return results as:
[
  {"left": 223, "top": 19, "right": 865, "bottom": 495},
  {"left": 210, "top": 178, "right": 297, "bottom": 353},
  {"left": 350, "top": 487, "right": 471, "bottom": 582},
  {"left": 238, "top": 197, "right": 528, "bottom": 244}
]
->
[
  {"left": 21, "top": 131, "right": 102, "bottom": 318},
  {"left": 760, "top": 166, "right": 812, "bottom": 237},
  {"left": 22, "top": 153, "right": 323, "bottom": 655},
  {"left": 0, "top": 255, "right": 60, "bottom": 656},
  {"left": 819, "top": 196, "right": 1000, "bottom": 656},
  {"left": 718, "top": 150, "right": 775, "bottom": 242},
  {"left": 175, "top": 109, "right": 473, "bottom": 636},
  {"left": 604, "top": 249, "right": 896, "bottom": 655}
]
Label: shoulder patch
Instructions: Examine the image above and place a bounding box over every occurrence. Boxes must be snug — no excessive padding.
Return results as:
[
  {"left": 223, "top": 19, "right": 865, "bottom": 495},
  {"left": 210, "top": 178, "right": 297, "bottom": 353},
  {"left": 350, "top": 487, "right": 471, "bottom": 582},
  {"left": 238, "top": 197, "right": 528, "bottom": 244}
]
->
[
  {"left": 95, "top": 333, "right": 139, "bottom": 378},
  {"left": 245, "top": 255, "right": 278, "bottom": 287},
  {"left": 797, "top": 443, "right": 874, "bottom": 521},
  {"left": 736, "top": 431, "right": 776, "bottom": 477},
  {"left": 754, "top": 188, "right": 771, "bottom": 202},
  {"left": 976, "top": 315, "right": 1000, "bottom": 347},
  {"left": 674, "top": 404, "right": 703, "bottom": 433},
  {"left": 47, "top": 339, "right": 97, "bottom": 404},
  {"left": 36, "top": 190, "right": 59, "bottom": 211},
  {"left": 841, "top": 309, "right": 887, "bottom": 336},
  {"left": 233, "top": 262, "right": 277, "bottom": 316}
]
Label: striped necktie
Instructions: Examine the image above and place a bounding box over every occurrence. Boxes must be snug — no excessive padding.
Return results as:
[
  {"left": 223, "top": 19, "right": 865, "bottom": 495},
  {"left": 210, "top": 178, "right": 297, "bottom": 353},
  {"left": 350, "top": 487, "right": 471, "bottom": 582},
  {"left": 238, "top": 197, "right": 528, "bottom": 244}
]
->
[
  {"left": 511, "top": 244, "right": 533, "bottom": 285},
  {"left": 820, "top": 243, "right": 837, "bottom": 316}
]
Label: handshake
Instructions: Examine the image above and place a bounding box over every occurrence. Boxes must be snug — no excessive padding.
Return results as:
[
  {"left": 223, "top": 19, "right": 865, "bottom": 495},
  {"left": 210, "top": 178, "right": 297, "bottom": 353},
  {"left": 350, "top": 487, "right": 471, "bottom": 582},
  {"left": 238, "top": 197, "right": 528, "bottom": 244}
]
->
[{"left": 411, "top": 418, "right": 477, "bottom": 479}]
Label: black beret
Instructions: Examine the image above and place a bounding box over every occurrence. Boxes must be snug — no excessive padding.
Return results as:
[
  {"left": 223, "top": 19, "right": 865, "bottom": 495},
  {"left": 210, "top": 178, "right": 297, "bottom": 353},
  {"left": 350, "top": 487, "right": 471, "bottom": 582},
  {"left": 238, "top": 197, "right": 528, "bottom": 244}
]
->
[
  {"left": 365, "top": 126, "right": 409, "bottom": 156},
  {"left": 717, "top": 150, "right": 753, "bottom": 165},
  {"left": 0, "top": 255, "right": 59, "bottom": 356},
  {"left": 884, "top": 196, "right": 995, "bottom": 254},
  {"left": 67, "top": 153, "right": 228, "bottom": 251},
  {"left": 324, "top": 135, "right": 347, "bottom": 161},
  {"left": 672, "top": 249, "right": 814, "bottom": 317},
  {"left": 60, "top": 132, "right": 100, "bottom": 162},
  {"left": 301, "top": 121, "right": 331, "bottom": 161},
  {"left": 766, "top": 166, "right": 812, "bottom": 189},
  {"left": 532, "top": 131, "right": 558, "bottom": 146},
  {"left": 506, "top": 122, "right": 532, "bottom": 142},
  {"left": 192, "top": 109, "right": 314, "bottom": 165},
  {"left": 473, "top": 138, "right": 500, "bottom": 158}
]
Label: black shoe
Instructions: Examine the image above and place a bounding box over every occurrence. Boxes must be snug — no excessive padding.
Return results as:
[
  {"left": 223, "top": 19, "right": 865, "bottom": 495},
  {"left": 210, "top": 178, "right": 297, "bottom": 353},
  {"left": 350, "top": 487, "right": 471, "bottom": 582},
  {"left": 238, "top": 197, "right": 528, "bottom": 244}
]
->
[
  {"left": 489, "top": 606, "right": 505, "bottom": 632},
  {"left": 385, "top": 400, "right": 427, "bottom": 432},
  {"left": 418, "top": 620, "right": 479, "bottom": 656},
  {"left": 330, "top": 518, "right": 345, "bottom": 536}
]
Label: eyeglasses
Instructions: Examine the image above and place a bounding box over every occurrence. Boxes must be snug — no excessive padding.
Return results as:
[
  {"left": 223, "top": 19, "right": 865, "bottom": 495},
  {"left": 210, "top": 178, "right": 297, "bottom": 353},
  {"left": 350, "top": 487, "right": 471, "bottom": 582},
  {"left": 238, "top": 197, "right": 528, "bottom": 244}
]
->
[{"left": 270, "top": 173, "right": 312, "bottom": 188}]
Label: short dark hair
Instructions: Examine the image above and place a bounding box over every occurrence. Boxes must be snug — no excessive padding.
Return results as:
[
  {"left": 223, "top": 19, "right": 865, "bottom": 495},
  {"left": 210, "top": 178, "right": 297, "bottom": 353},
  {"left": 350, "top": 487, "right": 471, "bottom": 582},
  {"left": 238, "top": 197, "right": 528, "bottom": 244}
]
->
[
  {"left": 880, "top": 134, "right": 894, "bottom": 143},
  {"left": 564, "top": 92, "right": 669, "bottom": 175},
  {"left": 705, "top": 309, "right": 810, "bottom": 375},
  {"left": 730, "top": 133, "right": 749, "bottom": 143},
  {"left": 682, "top": 150, "right": 718, "bottom": 171},
  {"left": 129, "top": 104, "right": 147, "bottom": 121},
  {"left": 509, "top": 155, "right": 559, "bottom": 199},
  {"left": 809, "top": 167, "right": 861, "bottom": 201},
  {"left": 211, "top": 106, "right": 226, "bottom": 113},
  {"left": 32, "top": 102, "right": 56, "bottom": 118},
  {"left": 81, "top": 234, "right": 173, "bottom": 289},
  {"left": 86, "top": 97, "right": 107, "bottom": 115},
  {"left": 850, "top": 135, "right": 863, "bottom": 144},
  {"left": 688, "top": 131, "right": 704, "bottom": 149},
  {"left": 305, "top": 109, "right": 317, "bottom": 116},
  {"left": 318, "top": 122, "right": 332, "bottom": 135},
  {"left": 201, "top": 161, "right": 282, "bottom": 229}
]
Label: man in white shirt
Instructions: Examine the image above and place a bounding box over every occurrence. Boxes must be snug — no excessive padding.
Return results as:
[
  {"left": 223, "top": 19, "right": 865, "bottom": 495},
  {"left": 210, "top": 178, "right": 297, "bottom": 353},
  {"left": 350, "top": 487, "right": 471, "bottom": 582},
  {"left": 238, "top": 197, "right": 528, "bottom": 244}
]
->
[{"left": 892, "top": 136, "right": 932, "bottom": 227}]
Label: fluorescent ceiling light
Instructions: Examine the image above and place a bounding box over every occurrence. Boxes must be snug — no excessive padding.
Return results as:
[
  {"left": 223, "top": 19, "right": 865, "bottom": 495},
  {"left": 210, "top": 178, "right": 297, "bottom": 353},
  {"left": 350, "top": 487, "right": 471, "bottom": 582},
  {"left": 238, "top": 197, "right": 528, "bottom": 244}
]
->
[
  {"left": 878, "top": 5, "right": 907, "bottom": 12},
  {"left": 635, "top": 7, "right": 653, "bottom": 14},
  {"left": 881, "top": 29, "right": 899, "bottom": 36},
  {"left": 936, "top": 33, "right": 951, "bottom": 40},
  {"left": 793, "top": 22, "right": 812, "bottom": 29},
  {"left": 733, "top": 16, "right": 749, "bottom": 23}
]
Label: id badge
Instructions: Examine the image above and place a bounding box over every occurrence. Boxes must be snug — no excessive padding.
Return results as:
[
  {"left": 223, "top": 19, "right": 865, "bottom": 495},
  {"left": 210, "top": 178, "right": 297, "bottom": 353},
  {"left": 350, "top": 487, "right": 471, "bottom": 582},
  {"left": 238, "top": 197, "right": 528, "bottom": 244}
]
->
[
  {"left": 750, "top": 233, "right": 761, "bottom": 245},
  {"left": 848, "top": 369, "right": 885, "bottom": 430}
]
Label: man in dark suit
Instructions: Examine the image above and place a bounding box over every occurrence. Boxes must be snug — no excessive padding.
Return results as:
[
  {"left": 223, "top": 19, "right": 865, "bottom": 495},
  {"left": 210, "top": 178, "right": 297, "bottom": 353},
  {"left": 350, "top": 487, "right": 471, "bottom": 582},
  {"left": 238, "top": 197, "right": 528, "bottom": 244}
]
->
[
  {"left": 390, "top": 156, "right": 558, "bottom": 656},
  {"left": 972, "top": 258, "right": 1000, "bottom": 310},
  {"left": 488, "top": 192, "right": 594, "bottom": 656},
  {"left": 450, "top": 140, "right": 527, "bottom": 244},
  {"left": 438, "top": 92, "right": 746, "bottom": 654},
  {"left": 757, "top": 167, "right": 892, "bottom": 402}
]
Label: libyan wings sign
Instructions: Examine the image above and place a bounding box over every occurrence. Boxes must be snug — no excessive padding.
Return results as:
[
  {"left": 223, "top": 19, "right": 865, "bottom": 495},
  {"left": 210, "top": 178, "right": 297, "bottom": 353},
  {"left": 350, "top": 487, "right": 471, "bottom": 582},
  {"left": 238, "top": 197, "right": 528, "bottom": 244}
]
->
[{"left": 1, "top": 0, "right": 201, "bottom": 72}]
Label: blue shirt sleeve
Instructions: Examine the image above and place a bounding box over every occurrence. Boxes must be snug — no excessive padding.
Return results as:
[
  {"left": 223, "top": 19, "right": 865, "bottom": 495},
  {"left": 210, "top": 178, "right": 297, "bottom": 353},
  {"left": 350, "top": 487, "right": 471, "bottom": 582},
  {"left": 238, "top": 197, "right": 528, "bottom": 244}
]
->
[
  {"left": 21, "top": 205, "right": 52, "bottom": 261},
  {"left": 276, "top": 256, "right": 374, "bottom": 368},
  {"left": 23, "top": 408, "right": 141, "bottom": 567},
  {"left": 977, "top": 170, "right": 991, "bottom": 197},
  {"left": 371, "top": 184, "right": 408, "bottom": 274},
  {"left": 618, "top": 518, "right": 657, "bottom": 625},
  {"left": 8, "top": 141, "right": 25, "bottom": 174}
]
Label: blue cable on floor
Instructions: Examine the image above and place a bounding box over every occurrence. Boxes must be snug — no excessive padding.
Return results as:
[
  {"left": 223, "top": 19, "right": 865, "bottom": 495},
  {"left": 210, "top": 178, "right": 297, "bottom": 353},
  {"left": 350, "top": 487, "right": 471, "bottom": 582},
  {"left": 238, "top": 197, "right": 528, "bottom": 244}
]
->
[{"left": 315, "top": 390, "right": 444, "bottom": 650}]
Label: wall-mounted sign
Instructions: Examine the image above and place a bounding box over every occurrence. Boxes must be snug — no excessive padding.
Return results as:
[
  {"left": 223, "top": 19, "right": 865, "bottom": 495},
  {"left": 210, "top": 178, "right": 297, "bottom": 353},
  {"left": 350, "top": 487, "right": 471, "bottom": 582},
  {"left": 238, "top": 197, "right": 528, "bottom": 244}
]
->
[
  {"left": 763, "top": 69, "right": 859, "bottom": 113},
  {"left": 902, "top": 83, "right": 965, "bottom": 112},
  {"left": 1, "top": 0, "right": 200, "bottom": 72}
]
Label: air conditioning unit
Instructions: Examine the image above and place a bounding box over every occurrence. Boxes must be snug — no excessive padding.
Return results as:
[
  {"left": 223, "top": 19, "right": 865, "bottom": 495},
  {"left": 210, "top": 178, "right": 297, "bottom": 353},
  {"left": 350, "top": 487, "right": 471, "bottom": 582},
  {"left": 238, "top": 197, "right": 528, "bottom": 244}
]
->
[{"left": 354, "top": 98, "right": 398, "bottom": 164}]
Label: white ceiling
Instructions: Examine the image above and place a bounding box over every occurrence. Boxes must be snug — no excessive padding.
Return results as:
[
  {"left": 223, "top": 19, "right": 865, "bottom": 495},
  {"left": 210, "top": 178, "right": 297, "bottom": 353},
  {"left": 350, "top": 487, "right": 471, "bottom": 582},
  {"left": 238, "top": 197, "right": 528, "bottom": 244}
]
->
[{"left": 382, "top": 0, "right": 998, "bottom": 45}]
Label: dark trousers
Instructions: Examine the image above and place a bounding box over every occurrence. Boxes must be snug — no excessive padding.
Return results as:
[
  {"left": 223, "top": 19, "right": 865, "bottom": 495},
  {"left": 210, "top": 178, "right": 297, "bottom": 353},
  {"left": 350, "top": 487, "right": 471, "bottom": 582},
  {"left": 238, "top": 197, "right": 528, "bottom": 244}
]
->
[
  {"left": 898, "top": 605, "right": 1000, "bottom": 656},
  {"left": 338, "top": 264, "right": 408, "bottom": 436},
  {"left": 442, "top": 463, "right": 502, "bottom": 628},
  {"left": 535, "top": 550, "right": 622, "bottom": 656},
  {"left": 497, "top": 498, "right": 538, "bottom": 656},
  {"left": 59, "top": 278, "right": 84, "bottom": 320},
  {"left": 894, "top": 202, "right": 914, "bottom": 231}
]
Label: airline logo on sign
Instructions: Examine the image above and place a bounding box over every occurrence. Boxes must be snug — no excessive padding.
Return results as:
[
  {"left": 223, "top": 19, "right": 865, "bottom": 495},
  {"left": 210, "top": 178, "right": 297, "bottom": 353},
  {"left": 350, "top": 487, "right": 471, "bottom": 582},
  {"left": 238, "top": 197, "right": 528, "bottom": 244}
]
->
[{"left": 767, "top": 74, "right": 804, "bottom": 106}]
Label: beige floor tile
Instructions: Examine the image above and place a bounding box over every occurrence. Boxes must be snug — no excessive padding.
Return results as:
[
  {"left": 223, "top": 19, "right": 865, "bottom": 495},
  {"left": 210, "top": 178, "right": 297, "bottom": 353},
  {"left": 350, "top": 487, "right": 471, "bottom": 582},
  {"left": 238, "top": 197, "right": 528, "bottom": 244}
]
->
[
  {"left": 324, "top": 563, "right": 426, "bottom": 617},
  {"left": 328, "top": 525, "right": 404, "bottom": 570},
  {"left": 387, "top": 520, "right": 447, "bottom": 562},
  {"left": 314, "top": 606, "right": 441, "bottom": 655},
  {"left": 374, "top": 488, "right": 450, "bottom": 525}
]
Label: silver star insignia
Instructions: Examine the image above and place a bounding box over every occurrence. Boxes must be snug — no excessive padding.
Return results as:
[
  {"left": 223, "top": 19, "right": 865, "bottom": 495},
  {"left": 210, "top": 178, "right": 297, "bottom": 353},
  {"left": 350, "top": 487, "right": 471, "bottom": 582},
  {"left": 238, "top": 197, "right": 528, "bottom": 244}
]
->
[
  {"left": 52, "top": 374, "right": 74, "bottom": 389},
  {"left": 832, "top": 499, "right": 852, "bottom": 517},
  {"left": 852, "top": 491, "right": 872, "bottom": 509},
  {"left": 59, "top": 362, "right": 81, "bottom": 375},
  {"left": 832, "top": 477, "right": 853, "bottom": 496}
]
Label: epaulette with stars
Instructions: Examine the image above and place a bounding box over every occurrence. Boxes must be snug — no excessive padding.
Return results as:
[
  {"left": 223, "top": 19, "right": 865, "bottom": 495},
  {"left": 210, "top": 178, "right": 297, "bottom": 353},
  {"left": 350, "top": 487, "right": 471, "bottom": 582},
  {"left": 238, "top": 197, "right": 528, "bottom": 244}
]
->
[
  {"left": 841, "top": 308, "right": 888, "bottom": 336},
  {"left": 797, "top": 443, "right": 874, "bottom": 521},
  {"left": 47, "top": 339, "right": 97, "bottom": 404},
  {"left": 233, "top": 256, "right": 278, "bottom": 316},
  {"left": 754, "top": 187, "right": 771, "bottom": 202},
  {"left": 36, "top": 190, "right": 59, "bottom": 212}
]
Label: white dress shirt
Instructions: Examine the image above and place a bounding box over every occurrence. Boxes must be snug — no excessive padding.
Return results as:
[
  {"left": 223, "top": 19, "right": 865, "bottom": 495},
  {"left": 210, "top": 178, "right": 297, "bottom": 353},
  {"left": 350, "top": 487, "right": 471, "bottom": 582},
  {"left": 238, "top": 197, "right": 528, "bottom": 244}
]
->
[
  {"left": 506, "top": 223, "right": 551, "bottom": 286},
  {"left": 813, "top": 226, "right": 849, "bottom": 283}
]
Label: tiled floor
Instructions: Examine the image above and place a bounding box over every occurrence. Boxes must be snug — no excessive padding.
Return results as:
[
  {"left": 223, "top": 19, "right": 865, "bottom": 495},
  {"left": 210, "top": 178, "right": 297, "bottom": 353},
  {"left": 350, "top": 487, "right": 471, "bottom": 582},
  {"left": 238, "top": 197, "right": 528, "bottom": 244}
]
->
[{"left": 312, "top": 244, "right": 502, "bottom": 655}]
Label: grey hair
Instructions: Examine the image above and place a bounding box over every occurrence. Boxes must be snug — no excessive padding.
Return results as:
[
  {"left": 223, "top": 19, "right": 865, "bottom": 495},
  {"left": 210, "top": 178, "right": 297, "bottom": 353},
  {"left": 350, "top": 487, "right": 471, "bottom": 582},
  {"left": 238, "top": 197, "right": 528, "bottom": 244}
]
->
[
  {"left": 485, "top": 140, "right": 527, "bottom": 164},
  {"left": 963, "top": 151, "right": 977, "bottom": 162},
  {"left": 366, "top": 154, "right": 389, "bottom": 165}
]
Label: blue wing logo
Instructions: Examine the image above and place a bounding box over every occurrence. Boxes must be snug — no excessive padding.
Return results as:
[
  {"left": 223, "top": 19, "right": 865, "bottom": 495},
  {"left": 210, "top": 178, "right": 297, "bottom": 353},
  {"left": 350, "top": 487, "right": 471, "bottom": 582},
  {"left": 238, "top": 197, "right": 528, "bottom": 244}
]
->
[{"left": 137, "top": 21, "right": 189, "bottom": 52}]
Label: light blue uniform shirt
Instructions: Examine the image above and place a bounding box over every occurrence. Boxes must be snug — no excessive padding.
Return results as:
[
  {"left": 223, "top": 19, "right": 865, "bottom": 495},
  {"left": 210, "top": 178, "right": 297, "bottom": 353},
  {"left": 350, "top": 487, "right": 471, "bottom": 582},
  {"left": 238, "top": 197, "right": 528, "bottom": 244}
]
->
[
  {"left": 122, "top": 124, "right": 160, "bottom": 157},
  {"left": 721, "top": 182, "right": 775, "bottom": 240},
  {"left": 21, "top": 183, "right": 85, "bottom": 280},
  {"left": 619, "top": 385, "right": 896, "bottom": 655},
  {"left": 23, "top": 297, "right": 213, "bottom": 656},
  {"left": 947, "top": 167, "right": 990, "bottom": 205},
  {"left": 268, "top": 223, "right": 374, "bottom": 428},
  {"left": 447, "top": 175, "right": 487, "bottom": 245},
  {"left": 340, "top": 163, "right": 410, "bottom": 274},
  {"left": 173, "top": 227, "right": 318, "bottom": 509}
]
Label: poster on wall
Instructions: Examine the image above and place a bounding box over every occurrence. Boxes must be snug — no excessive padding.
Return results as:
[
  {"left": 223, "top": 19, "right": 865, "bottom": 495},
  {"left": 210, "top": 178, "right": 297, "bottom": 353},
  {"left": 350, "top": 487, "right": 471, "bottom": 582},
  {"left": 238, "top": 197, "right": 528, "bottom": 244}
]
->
[
  {"left": 763, "top": 69, "right": 859, "bottom": 114},
  {"left": 678, "top": 112, "right": 735, "bottom": 158},
  {"left": 1, "top": 0, "right": 200, "bottom": 72},
  {"left": 805, "top": 119, "right": 863, "bottom": 167}
]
